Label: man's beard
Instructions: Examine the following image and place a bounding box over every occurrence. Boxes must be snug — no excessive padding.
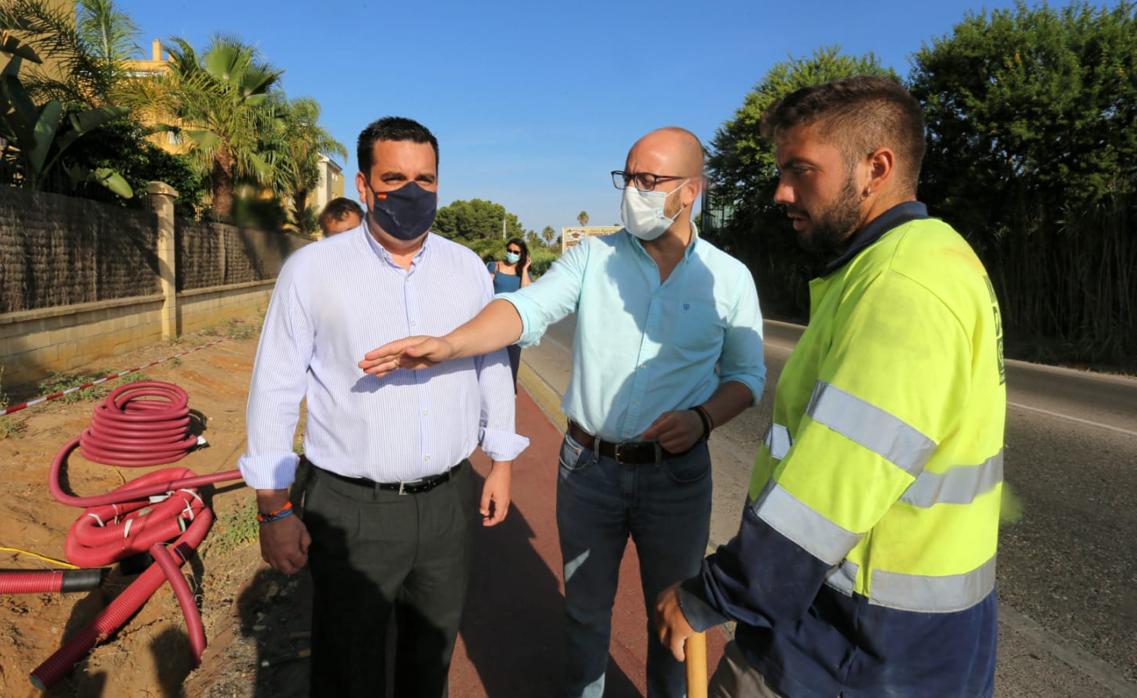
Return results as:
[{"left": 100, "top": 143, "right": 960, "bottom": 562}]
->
[{"left": 792, "top": 176, "right": 862, "bottom": 260}]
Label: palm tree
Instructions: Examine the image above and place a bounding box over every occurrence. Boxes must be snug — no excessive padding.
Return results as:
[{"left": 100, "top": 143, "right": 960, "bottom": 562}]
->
[
  {"left": 264, "top": 97, "right": 346, "bottom": 233},
  {"left": 577, "top": 210, "right": 589, "bottom": 226},
  {"left": 0, "top": 0, "right": 138, "bottom": 107},
  {"left": 0, "top": 5, "right": 132, "bottom": 196},
  {"left": 135, "top": 36, "right": 281, "bottom": 220},
  {"left": 541, "top": 225, "right": 556, "bottom": 245},
  {"left": 77, "top": 0, "right": 138, "bottom": 67}
]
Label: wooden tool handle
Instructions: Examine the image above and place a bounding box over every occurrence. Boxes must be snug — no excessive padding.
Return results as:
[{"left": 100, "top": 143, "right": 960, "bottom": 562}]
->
[{"left": 685, "top": 631, "right": 708, "bottom": 698}]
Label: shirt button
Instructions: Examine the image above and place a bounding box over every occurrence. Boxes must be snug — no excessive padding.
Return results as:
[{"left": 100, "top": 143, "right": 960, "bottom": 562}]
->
[
  {"left": 424, "top": 456, "right": 431, "bottom": 462},
  {"left": 422, "top": 409, "right": 429, "bottom": 416}
]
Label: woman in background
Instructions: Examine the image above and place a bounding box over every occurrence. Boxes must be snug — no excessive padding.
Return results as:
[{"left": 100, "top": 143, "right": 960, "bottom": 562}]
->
[{"left": 487, "top": 238, "right": 532, "bottom": 391}]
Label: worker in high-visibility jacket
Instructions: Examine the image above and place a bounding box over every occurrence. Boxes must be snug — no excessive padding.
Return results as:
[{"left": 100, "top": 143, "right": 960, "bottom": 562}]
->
[{"left": 654, "top": 76, "right": 1006, "bottom": 697}]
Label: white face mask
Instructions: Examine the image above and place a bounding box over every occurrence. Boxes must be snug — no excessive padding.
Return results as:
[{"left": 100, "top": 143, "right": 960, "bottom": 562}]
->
[{"left": 620, "top": 180, "right": 688, "bottom": 241}]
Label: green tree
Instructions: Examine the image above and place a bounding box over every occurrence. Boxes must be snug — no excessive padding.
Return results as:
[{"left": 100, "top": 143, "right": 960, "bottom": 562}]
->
[
  {"left": 577, "top": 210, "right": 589, "bottom": 226},
  {"left": 434, "top": 198, "right": 526, "bottom": 241},
  {"left": 910, "top": 0, "right": 1137, "bottom": 365},
  {"left": 706, "top": 46, "right": 894, "bottom": 319},
  {"left": 528, "top": 245, "right": 560, "bottom": 277},
  {"left": 136, "top": 36, "right": 281, "bottom": 220},
  {"left": 0, "top": 0, "right": 137, "bottom": 107},
  {"left": 264, "top": 96, "right": 346, "bottom": 234},
  {"left": 0, "top": 37, "right": 131, "bottom": 196},
  {"left": 0, "top": 0, "right": 203, "bottom": 205},
  {"left": 64, "top": 117, "right": 205, "bottom": 211},
  {"left": 77, "top": 0, "right": 138, "bottom": 66},
  {"left": 541, "top": 225, "right": 556, "bottom": 245}
]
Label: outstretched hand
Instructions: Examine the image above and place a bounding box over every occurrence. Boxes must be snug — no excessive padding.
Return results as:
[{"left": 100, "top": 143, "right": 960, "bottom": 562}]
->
[{"left": 358, "top": 336, "right": 455, "bottom": 378}]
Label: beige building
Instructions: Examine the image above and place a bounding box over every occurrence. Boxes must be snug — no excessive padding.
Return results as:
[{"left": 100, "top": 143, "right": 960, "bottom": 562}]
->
[
  {"left": 123, "top": 39, "right": 193, "bottom": 155},
  {"left": 313, "top": 155, "right": 346, "bottom": 213},
  {"left": 561, "top": 225, "right": 621, "bottom": 252},
  {"left": 5, "top": 0, "right": 76, "bottom": 82},
  {"left": 126, "top": 38, "right": 171, "bottom": 78}
]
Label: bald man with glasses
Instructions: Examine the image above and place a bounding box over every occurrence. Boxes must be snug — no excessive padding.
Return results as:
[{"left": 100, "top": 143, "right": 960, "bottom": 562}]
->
[{"left": 361, "top": 127, "right": 766, "bottom": 698}]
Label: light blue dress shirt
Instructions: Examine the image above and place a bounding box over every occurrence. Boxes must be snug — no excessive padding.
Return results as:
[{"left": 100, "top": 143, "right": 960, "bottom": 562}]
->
[
  {"left": 499, "top": 226, "right": 765, "bottom": 441},
  {"left": 239, "top": 226, "right": 529, "bottom": 490}
]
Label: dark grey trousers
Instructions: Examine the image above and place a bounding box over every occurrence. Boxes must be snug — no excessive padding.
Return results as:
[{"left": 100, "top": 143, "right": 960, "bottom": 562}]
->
[{"left": 302, "top": 460, "right": 477, "bottom": 698}]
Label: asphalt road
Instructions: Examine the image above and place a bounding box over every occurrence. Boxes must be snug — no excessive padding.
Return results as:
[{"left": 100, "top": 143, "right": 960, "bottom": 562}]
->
[{"left": 522, "top": 316, "right": 1137, "bottom": 697}]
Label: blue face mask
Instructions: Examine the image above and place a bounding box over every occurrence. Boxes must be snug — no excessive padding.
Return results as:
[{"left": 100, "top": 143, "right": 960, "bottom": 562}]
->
[
  {"left": 368, "top": 182, "right": 437, "bottom": 241},
  {"left": 505, "top": 251, "right": 521, "bottom": 264}
]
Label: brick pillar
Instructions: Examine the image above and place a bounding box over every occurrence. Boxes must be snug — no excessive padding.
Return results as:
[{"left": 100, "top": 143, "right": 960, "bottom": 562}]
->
[{"left": 147, "top": 182, "right": 179, "bottom": 341}]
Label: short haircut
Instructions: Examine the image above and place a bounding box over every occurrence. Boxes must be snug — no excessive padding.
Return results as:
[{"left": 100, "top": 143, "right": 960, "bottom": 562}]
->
[
  {"left": 356, "top": 116, "right": 439, "bottom": 175},
  {"left": 318, "top": 197, "right": 363, "bottom": 228},
  {"left": 760, "top": 76, "right": 926, "bottom": 193}
]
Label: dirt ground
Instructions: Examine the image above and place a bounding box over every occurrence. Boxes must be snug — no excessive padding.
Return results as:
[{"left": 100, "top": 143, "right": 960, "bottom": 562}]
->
[{"left": 0, "top": 325, "right": 313, "bottom": 698}]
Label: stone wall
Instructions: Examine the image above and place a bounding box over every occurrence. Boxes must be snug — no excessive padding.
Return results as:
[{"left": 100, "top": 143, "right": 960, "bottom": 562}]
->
[
  {"left": 0, "top": 186, "right": 308, "bottom": 389},
  {"left": 0, "top": 188, "right": 158, "bottom": 313}
]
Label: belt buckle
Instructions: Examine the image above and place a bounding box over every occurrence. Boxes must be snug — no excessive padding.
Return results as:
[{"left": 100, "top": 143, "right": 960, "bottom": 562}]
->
[
  {"left": 398, "top": 477, "right": 426, "bottom": 495},
  {"left": 613, "top": 442, "right": 628, "bottom": 464}
]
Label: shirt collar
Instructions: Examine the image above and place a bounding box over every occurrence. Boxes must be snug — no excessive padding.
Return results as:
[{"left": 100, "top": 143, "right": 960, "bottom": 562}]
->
[
  {"left": 362, "top": 223, "right": 432, "bottom": 268},
  {"left": 627, "top": 219, "right": 701, "bottom": 261},
  {"left": 823, "top": 201, "right": 928, "bottom": 274}
]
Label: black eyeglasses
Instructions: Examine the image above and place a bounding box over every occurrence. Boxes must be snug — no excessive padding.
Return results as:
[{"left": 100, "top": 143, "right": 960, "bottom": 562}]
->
[
  {"left": 506, "top": 248, "right": 522, "bottom": 254},
  {"left": 611, "top": 170, "right": 687, "bottom": 192}
]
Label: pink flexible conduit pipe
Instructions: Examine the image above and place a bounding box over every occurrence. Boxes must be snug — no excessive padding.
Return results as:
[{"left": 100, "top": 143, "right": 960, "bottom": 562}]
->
[
  {"left": 0, "top": 568, "right": 106, "bottom": 594},
  {"left": 29, "top": 381, "right": 245, "bottom": 691}
]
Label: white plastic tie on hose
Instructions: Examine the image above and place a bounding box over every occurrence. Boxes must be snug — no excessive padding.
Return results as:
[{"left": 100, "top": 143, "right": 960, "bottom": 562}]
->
[
  {"left": 181, "top": 499, "right": 196, "bottom": 521},
  {"left": 178, "top": 517, "right": 187, "bottom": 533},
  {"left": 87, "top": 512, "right": 105, "bottom": 527},
  {"left": 196, "top": 436, "right": 208, "bottom": 447},
  {"left": 123, "top": 518, "right": 133, "bottom": 539},
  {"left": 178, "top": 488, "right": 203, "bottom": 505},
  {"left": 149, "top": 490, "right": 174, "bottom": 504}
]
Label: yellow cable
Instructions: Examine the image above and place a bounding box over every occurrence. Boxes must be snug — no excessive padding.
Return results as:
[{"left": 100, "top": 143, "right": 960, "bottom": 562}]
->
[{"left": 0, "top": 546, "right": 79, "bottom": 569}]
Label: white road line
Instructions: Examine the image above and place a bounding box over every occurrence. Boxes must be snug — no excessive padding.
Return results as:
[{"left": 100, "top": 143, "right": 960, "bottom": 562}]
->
[
  {"left": 766, "top": 332, "right": 1134, "bottom": 437},
  {"left": 999, "top": 604, "right": 1137, "bottom": 698},
  {"left": 1008, "top": 401, "right": 1137, "bottom": 438}
]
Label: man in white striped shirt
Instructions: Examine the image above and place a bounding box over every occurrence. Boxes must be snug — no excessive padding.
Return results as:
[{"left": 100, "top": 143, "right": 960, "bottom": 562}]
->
[{"left": 239, "top": 117, "right": 528, "bottom": 698}]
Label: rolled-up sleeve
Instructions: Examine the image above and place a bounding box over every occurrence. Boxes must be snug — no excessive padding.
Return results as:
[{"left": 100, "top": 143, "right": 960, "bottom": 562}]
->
[
  {"left": 475, "top": 267, "right": 530, "bottom": 461},
  {"left": 477, "top": 351, "right": 530, "bottom": 461},
  {"left": 497, "top": 239, "right": 588, "bottom": 347},
  {"left": 719, "top": 266, "right": 766, "bottom": 405},
  {"left": 238, "top": 259, "right": 313, "bottom": 489}
]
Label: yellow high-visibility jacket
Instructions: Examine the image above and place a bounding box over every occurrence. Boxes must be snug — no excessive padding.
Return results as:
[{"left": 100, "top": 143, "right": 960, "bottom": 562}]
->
[{"left": 681, "top": 202, "right": 1006, "bottom": 698}]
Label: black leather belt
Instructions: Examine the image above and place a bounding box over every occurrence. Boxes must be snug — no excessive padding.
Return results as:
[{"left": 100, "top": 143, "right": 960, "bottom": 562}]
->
[
  {"left": 317, "top": 462, "right": 463, "bottom": 495},
  {"left": 567, "top": 421, "right": 671, "bottom": 465}
]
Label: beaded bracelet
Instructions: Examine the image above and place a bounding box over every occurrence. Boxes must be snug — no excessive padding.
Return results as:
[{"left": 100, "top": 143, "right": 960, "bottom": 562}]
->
[{"left": 256, "top": 500, "right": 294, "bottom": 525}]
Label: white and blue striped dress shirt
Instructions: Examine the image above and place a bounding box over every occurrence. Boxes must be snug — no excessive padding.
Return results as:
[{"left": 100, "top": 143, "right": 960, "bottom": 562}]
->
[{"left": 239, "top": 225, "right": 529, "bottom": 490}]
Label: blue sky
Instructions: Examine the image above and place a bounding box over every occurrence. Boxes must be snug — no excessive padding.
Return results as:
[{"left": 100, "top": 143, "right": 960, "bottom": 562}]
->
[{"left": 120, "top": 0, "right": 1090, "bottom": 236}]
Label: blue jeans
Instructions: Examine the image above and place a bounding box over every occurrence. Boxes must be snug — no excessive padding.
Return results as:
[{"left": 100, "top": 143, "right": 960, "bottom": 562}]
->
[{"left": 557, "top": 433, "right": 713, "bottom": 698}]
